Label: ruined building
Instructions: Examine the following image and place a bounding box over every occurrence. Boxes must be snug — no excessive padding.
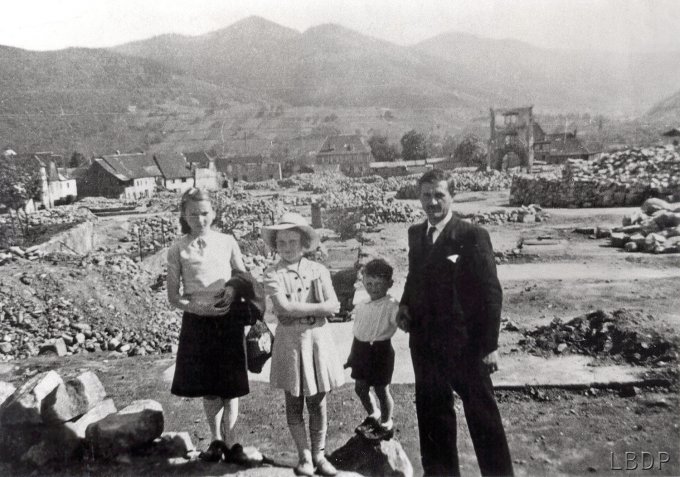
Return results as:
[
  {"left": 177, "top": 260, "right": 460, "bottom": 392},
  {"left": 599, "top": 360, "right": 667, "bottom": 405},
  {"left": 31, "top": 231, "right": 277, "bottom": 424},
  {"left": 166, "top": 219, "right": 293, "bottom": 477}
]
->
[{"left": 488, "top": 107, "right": 535, "bottom": 171}]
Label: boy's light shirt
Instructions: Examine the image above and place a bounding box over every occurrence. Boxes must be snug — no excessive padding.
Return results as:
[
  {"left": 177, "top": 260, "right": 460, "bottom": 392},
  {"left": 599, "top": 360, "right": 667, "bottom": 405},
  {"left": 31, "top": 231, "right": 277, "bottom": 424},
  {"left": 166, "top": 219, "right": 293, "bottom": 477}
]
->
[{"left": 352, "top": 294, "right": 400, "bottom": 343}]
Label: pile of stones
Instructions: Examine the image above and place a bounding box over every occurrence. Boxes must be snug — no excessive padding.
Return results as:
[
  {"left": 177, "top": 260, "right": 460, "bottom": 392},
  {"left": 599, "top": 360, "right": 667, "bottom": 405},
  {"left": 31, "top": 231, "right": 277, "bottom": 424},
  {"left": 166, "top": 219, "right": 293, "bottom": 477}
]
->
[
  {"left": 77, "top": 196, "right": 139, "bottom": 210},
  {"left": 511, "top": 146, "right": 680, "bottom": 207},
  {"left": 0, "top": 246, "right": 44, "bottom": 266},
  {"left": 125, "top": 216, "right": 179, "bottom": 257},
  {"left": 608, "top": 198, "right": 680, "bottom": 253},
  {"left": 0, "top": 252, "right": 180, "bottom": 361},
  {"left": 0, "top": 370, "right": 189, "bottom": 467},
  {"left": 520, "top": 309, "right": 679, "bottom": 365},
  {"left": 395, "top": 170, "right": 514, "bottom": 199},
  {"left": 462, "top": 204, "right": 547, "bottom": 225},
  {"left": 0, "top": 206, "right": 96, "bottom": 248}
]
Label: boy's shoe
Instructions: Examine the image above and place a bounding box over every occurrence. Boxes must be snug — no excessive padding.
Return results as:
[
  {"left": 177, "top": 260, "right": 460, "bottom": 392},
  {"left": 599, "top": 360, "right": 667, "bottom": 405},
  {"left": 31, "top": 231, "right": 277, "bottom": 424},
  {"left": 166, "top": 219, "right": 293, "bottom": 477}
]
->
[
  {"left": 355, "top": 416, "right": 380, "bottom": 438},
  {"left": 199, "top": 440, "right": 228, "bottom": 462},
  {"left": 371, "top": 424, "right": 395, "bottom": 441}
]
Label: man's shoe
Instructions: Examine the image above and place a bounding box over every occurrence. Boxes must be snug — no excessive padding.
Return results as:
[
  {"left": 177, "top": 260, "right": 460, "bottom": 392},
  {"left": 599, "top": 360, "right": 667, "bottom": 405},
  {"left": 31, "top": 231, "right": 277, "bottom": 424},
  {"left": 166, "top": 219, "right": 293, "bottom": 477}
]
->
[
  {"left": 354, "top": 416, "right": 380, "bottom": 437},
  {"left": 199, "top": 440, "right": 227, "bottom": 462},
  {"left": 314, "top": 456, "right": 338, "bottom": 476}
]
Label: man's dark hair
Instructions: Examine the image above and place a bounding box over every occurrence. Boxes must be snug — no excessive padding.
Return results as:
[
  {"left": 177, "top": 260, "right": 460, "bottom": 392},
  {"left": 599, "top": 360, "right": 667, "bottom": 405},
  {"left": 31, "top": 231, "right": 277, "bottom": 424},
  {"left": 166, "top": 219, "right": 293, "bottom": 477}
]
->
[
  {"left": 363, "top": 258, "right": 393, "bottom": 281},
  {"left": 417, "top": 168, "right": 456, "bottom": 196}
]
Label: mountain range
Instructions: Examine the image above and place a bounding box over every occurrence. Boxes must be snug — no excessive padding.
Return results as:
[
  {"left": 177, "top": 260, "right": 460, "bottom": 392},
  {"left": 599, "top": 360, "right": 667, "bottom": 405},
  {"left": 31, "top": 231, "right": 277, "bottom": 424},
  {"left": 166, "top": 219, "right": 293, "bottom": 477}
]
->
[
  {"left": 114, "top": 16, "right": 680, "bottom": 114},
  {"left": 1, "top": 15, "right": 678, "bottom": 155}
]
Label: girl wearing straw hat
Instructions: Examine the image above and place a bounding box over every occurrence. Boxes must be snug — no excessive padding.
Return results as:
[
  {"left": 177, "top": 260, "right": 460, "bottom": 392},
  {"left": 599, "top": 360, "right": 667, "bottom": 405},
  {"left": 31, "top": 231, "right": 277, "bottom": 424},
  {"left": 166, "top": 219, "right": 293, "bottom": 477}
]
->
[{"left": 262, "top": 212, "right": 344, "bottom": 476}]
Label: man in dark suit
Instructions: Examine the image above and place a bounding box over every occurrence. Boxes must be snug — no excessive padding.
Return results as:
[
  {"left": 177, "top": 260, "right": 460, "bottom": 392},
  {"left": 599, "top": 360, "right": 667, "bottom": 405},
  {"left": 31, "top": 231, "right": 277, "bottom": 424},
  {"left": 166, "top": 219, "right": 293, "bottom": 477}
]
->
[{"left": 397, "top": 169, "right": 513, "bottom": 476}]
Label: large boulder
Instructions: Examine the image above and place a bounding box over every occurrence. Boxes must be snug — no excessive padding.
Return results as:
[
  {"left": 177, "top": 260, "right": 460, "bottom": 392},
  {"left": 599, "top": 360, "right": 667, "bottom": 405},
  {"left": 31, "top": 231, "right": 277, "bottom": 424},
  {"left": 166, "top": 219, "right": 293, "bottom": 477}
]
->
[
  {"left": 0, "top": 381, "right": 16, "bottom": 408},
  {"left": 641, "top": 198, "right": 671, "bottom": 215},
  {"left": 330, "top": 435, "right": 413, "bottom": 477},
  {"left": 85, "top": 399, "right": 163, "bottom": 459},
  {"left": 20, "top": 398, "right": 117, "bottom": 467},
  {"left": 41, "top": 371, "right": 107, "bottom": 423},
  {"left": 0, "top": 371, "right": 63, "bottom": 426}
]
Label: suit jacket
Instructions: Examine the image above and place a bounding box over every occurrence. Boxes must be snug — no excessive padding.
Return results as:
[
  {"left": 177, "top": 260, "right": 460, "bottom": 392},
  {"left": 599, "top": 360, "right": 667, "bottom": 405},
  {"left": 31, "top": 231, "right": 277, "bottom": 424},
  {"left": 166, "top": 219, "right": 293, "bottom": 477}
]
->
[{"left": 401, "top": 215, "right": 502, "bottom": 360}]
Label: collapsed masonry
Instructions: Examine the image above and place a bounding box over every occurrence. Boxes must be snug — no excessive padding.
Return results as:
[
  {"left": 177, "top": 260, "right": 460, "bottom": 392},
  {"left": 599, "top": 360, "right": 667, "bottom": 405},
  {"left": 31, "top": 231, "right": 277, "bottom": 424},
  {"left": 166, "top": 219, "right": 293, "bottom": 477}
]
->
[
  {"left": 0, "top": 370, "right": 190, "bottom": 467},
  {"left": 510, "top": 146, "right": 680, "bottom": 207}
]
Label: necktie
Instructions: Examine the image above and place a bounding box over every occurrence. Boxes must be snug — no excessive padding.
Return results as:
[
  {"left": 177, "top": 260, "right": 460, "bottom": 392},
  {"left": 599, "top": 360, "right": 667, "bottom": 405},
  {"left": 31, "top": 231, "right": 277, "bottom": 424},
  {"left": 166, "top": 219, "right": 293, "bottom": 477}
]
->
[{"left": 425, "top": 226, "right": 436, "bottom": 250}]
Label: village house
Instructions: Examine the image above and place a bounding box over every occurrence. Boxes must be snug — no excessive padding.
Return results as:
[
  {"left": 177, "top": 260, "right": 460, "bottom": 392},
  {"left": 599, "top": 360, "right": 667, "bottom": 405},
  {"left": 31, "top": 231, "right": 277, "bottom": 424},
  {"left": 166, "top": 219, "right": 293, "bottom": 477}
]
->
[
  {"left": 662, "top": 127, "right": 680, "bottom": 146},
  {"left": 79, "top": 152, "right": 161, "bottom": 200},
  {"left": 152, "top": 153, "right": 194, "bottom": 192},
  {"left": 315, "top": 134, "right": 373, "bottom": 176},
  {"left": 490, "top": 107, "right": 599, "bottom": 171},
  {"left": 214, "top": 154, "right": 282, "bottom": 183},
  {"left": 3, "top": 152, "right": 77, "bottom": 211},
  {"left": 184, "top": 151, "right": 222, "bottom": 190},
  {"left": 535, "top": 130, "right": 596, "bottom": 164}
]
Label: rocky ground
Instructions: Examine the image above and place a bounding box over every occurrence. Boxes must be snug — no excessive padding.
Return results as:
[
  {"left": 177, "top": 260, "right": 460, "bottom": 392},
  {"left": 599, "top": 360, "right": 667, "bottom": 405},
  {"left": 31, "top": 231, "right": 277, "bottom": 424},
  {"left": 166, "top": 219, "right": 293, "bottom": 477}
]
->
[{"left": 1, "top": 178, "right": 679, "bottom": 475}]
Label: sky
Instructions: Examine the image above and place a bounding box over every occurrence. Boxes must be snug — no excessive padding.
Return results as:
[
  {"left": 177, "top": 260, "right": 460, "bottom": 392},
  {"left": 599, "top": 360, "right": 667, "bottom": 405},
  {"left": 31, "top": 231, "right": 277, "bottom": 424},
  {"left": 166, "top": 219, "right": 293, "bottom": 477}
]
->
[{"left": 2, "top": 0, "right": 679, "bottom": 53}]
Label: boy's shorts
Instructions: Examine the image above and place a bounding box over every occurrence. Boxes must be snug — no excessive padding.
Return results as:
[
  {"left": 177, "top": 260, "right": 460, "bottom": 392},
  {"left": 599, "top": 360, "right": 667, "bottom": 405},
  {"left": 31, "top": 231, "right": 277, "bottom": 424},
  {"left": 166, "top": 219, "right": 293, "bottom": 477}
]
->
[{"left": 347, "top": 337, "right": 394, "bottom": 387}]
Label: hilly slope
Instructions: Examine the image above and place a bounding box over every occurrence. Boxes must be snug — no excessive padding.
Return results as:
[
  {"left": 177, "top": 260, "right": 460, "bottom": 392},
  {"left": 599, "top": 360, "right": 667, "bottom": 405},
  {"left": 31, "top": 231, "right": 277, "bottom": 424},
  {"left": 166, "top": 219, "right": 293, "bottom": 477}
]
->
[
  {"left": 113, "top": 16, "right": 680, "bottom": 115},
  {"left": 114, "top": 16, "right": 493, "bottom": 109},
  {"left": 413, "top": 32, "right": 680, "bottom": 115},
  {"left": 646, "top": 89, "right": 680, "bottom": 124},
  {"left": 0, "top": 45, "right": 250, "bottom": 154}
]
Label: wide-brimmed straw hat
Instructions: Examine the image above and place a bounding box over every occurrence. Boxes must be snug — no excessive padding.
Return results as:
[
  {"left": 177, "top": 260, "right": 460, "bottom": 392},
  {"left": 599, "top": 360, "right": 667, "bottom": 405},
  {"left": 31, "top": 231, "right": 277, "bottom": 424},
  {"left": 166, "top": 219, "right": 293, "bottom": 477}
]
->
[{"left": 261, "top": 212, "right": 320, "bottom": 252}]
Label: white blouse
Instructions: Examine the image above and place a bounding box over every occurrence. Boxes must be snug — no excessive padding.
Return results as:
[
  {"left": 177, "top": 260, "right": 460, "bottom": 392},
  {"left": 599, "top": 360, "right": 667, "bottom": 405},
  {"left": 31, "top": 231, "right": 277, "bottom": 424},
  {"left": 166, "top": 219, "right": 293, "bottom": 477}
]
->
[{"left": 166, "top": 230, "right": 243, "bottom": 303}]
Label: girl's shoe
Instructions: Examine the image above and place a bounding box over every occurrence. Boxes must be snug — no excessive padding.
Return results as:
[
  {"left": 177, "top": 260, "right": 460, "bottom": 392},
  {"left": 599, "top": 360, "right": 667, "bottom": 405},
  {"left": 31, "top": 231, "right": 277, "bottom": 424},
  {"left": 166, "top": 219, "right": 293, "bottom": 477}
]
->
[
  {"left": 293, "top": 459, "right": 315, "bottom": 476},
  {"left": 314, "top": 456, "right": 338, "bottom": 476},
  {"left": 199, "top": 440, "right": 228, "bottom": 462},
  {"left": 223, "top": 443, "right": 250, "bottom": 465}
]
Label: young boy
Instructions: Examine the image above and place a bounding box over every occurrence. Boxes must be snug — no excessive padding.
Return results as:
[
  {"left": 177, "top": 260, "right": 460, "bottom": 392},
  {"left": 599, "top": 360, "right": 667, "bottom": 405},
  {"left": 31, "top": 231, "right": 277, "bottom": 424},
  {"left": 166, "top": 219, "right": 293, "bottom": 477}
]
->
[{"left": 346, "top": 258, "right": 399, "bottom": 440}]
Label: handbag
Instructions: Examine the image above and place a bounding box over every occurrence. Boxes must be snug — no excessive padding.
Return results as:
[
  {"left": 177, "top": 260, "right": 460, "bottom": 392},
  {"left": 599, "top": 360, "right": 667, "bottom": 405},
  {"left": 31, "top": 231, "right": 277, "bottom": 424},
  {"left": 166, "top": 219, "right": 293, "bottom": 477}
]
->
[{"left": 246, "top": 320, "right": 274, "bottom": 373}]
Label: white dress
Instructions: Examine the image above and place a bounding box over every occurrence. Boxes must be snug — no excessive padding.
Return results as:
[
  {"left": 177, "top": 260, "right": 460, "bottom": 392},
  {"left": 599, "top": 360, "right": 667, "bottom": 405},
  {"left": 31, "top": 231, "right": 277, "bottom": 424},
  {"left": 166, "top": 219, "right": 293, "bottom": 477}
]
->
[{"left": 264, "top": 258, "right": 345, "bottom": 397}]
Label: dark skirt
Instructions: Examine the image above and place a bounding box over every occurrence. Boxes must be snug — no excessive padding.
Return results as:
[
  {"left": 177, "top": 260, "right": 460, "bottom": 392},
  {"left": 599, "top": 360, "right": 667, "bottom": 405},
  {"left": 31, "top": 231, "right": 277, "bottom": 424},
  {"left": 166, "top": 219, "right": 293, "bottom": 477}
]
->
[{"left": 171, "top": 311, "right": 249, "bottom": 399}]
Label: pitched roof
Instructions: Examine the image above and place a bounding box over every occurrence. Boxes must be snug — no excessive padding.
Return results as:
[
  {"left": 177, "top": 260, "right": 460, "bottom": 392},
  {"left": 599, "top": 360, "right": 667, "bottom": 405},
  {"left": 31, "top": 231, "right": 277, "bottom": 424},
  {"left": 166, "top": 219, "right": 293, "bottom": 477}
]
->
[
  {"left": 184, "top": 151, "right": 214, "bottom": 166},
  {"left": 662, "top": 127, "right": 680, "bottom": 137},
  {"left": 317, "top": 134, "right": 371, "bottom": 155},
  {"left": 98, "top": 153, "right": 161, "bottom": 180},
  {"left": 214, "top": 155, "right": 266, "bottom": 173},
  {"left": 545, "top": 132, "right": 590, "bottom": 157},
  {"left": 62, "top": 167, "right": 88, "bottom": 180},
  {"left": 153, "top": 152, "right": 192, "bottom": 179}
]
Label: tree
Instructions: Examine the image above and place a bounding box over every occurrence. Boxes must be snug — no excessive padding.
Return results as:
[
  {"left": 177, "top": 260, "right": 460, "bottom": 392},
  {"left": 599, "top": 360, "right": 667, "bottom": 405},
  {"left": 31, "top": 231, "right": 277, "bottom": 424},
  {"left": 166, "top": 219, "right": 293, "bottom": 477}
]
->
[
  {"left": 400, "top": 130, "right": 427, "bottom": 162},
  {"left": 69, "top": 151, "right": 88, "bottom": 168},
  {"left": 0, "top": 157, "right": 42, "bottom": 241},
  {"left": 442, "top": 134, "right": 457, "bottom": 157},
  {"left": 425, "top": 133, "right": 443, "bottom": 158},
  {"left": 368, "top": 134, "right": 400, "bottom": 162},
  {"left": 454, "top": 134, "right": 488, "bottom": 168}
]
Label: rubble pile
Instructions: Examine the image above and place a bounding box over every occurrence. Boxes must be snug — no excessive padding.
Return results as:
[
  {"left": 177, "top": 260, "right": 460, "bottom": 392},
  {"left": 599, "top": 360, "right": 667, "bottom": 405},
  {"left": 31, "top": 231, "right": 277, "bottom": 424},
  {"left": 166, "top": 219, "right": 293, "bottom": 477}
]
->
[
  {"left": 0, "top": 207, "right": 96, "bottom": 248},
  {"left": 395, "top": 170, "right": 514, "bottom": 199},
  {"left": 0, "top": 246, "right": 44, "bottom": 266},
  {"left": 126, "top": 216, "right": 179, "bottom": 257},
  {"left": 607, "top": 198, "right": 680, "bottom": 253},
  {"left": 77, "top": 196, "right": 139, "bottom": 210},
  {"left": 0, "top": 370, "right": 193, "bottom": 467},
  {"left": 521, "top": 309, "right": 679, "bottom": 365},
  {"left": 511, "top": 146, "right": 680, "bottom": 207},
  {"left": 319, "top": 184, "right": 421, "bottom": 239},
  {"left": 462, "top": 204, "right": 547, "bottom": 225},
  {"left": 0, "top": 253, "right": 180, "bottom": 361}
]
